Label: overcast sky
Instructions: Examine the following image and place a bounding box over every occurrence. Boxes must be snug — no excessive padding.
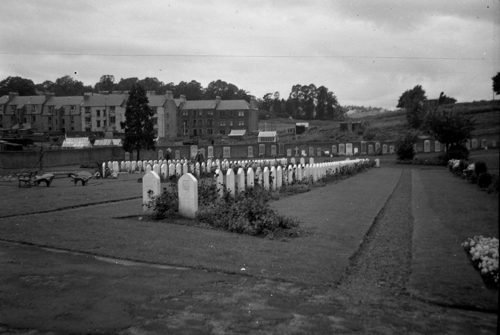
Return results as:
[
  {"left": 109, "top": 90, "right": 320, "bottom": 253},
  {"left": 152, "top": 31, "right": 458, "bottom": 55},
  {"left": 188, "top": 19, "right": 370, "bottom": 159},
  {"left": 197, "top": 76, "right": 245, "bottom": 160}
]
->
[{"left": 1, "top": 0, "right": 499, "bottom": 109}]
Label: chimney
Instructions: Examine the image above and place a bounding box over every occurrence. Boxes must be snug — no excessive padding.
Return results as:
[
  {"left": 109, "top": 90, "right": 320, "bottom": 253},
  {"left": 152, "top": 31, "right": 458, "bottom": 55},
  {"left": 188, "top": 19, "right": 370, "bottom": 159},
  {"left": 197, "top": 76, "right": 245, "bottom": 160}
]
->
[
  {"left": 249, "top": 95, "right": 257, "bottom": 109},
  {"left": 180, "top": 95, "right": 186, "bottom": 103},
  {"left": 9, "top": 92, "right": 19, "bottom": 100},
  {"left": 215, "top": 96, "right": 221, "bottom": 104},
  {"left": 165, "top": 90, "right": 174, "bottom": 100},
  {"left": 44, "top": 92, "right": 54, "bottom": 101}
]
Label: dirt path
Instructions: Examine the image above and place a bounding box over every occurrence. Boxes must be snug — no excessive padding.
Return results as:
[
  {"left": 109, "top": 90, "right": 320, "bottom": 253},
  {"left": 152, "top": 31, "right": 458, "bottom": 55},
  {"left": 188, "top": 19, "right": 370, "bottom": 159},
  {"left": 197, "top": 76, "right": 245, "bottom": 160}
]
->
[{"left": 0, "top": 168, "right": 497, "bottom": 334}]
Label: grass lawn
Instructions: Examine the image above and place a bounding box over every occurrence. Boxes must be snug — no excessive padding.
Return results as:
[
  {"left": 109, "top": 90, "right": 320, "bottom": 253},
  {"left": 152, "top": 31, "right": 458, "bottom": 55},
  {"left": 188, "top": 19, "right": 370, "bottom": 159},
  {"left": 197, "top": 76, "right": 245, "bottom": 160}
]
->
[
  {"left": 410, "top": 168, "right": 498, "bottom": 310},
  {"left": 0, "top": 168, "right": 399, "bottom": 287}
]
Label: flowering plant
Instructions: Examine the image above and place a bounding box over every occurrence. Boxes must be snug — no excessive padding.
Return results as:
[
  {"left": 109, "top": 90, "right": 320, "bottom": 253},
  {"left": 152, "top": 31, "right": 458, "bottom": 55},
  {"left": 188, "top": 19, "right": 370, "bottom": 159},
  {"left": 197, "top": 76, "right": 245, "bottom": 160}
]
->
[{"left": 462, "top": 236, "right": 499, "bottom": 288}]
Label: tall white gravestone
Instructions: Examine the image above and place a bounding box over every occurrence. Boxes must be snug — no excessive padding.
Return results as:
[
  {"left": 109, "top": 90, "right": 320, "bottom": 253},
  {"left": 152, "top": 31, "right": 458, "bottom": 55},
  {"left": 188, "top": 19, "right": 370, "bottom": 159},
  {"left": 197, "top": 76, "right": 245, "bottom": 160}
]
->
[
  {"left": 178, "top": 173, "right": 198, "bottom": 219},
  {"left": 143, "top": 171, "right": 161, "bottom": 213}
]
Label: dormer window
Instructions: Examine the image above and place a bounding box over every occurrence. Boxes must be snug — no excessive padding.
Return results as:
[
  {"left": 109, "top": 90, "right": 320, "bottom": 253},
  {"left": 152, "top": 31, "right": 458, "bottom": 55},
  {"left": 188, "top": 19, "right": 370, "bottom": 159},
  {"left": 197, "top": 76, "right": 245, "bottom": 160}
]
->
[
  {"left": 32, "top": 106, "right": 37, "bottom": 112},
  {"left": 48, "top": 106, "right": 54, "bottom": 114},
  {"left": 70, "top": 105, "right": 75, "bottom": 112}
]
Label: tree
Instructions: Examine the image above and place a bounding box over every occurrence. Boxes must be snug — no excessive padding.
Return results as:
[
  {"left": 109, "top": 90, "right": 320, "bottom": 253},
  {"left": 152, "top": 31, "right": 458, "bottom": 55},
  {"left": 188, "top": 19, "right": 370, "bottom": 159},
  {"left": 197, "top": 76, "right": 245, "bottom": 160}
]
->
[
  {"left": 424, "top": 110, "right": 475, "bottom": 153},
  {"left": 397, "top": 85, "right": 427, "bottom": 128},
  {"left": 0, "top": 76, "right": 36, "bottom": 96},
  {"left": 138, "top": 77, "right": 166, "bottom": 95},
  {"left": 175, "top": 80, "right": 203, "bottom": 100},
  {"left": 492, "top": 72, "right": 500, "bottom": 95},
  {"left": 120, "top": 84, "right": 156, "bottom": 160},
  {"left": 438, "top": 92, "right": 457, "bottom": 105},
  {"left": 203, "top": 79, "right": 249, "bottom": 101},
  {"left": 94, "top": 75, "right": 115, "bottom": 93},
  {"left": 114, "top": 77, "right": 139, "bottom": 92},
  {"left": 395, "top": 130, "right": 419, "bottom": 161},
  {"left": 53, "top": 75, "right": 92, "bottom": 96}
]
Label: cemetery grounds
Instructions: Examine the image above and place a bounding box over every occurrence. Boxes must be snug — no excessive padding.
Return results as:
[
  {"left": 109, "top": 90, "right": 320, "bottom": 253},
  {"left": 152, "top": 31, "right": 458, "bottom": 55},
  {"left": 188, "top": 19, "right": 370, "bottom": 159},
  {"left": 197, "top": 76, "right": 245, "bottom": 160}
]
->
[{"left": 0, "top": 151, "right": 498, "bottom": 334}]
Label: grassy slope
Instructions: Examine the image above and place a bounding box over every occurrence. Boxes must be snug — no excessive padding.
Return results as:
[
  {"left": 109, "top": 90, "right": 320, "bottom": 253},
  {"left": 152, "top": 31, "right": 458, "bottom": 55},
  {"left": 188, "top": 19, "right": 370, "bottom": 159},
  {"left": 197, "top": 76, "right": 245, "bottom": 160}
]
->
[{"left": 251, "top": 100, "right": 499, "bottom": 144}]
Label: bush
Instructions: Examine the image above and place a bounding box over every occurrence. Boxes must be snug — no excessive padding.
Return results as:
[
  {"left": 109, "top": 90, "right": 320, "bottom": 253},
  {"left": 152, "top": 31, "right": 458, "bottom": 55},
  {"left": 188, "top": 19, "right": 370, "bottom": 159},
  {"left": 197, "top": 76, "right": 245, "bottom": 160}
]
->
[
  {"left": 474, "top": 160, "right": 488, "bottom": 175},
  {"left": 144, "top": 188, "right": 179, "bottom": 220},
  {"left": 395, "top": 131, "right": 418, "bottom": 161},
  {"left": 477, "top": 172, "right": 493, "bottom": 189},
  {"left": 446, "top": 144, "right": 469, "bottom": 160}
]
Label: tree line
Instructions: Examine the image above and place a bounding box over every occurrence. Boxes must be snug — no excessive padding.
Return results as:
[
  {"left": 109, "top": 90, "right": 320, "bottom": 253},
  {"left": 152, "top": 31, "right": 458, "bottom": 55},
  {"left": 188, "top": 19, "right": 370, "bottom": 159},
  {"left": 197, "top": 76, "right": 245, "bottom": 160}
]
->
[{"left": 0, "top": 75, "right": 344, "bottom": 120}]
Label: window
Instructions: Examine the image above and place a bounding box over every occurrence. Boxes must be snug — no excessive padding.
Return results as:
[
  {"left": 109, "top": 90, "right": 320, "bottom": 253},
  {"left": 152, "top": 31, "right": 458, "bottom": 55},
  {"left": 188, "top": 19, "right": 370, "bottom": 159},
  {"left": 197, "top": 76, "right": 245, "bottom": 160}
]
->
[
  {"left": 220, "top": 111, "right": 226, "bottom": 117},
  {"left": 103, "top": 120, "right": 107, "bottom": 127},
  {"left": 85, "top": 117, "right": 91, "bottom": 123},
  {"left": 62, "top": 119, "right": 65, "bottom": 125},
  {"left": 220, "top": 129, "right": 225, "bottom": 135},
  {"left": 110, "top": 116, "right": 116, "bottom": 124},
  {"left": 32, "top": 106, "right": 37, "bottom": 112},
  {"left": 207, "top": 119, "right": 213, "bottom": 126},
  {"left": 193, "top": 119, "right": 197, "bottom": 126},
  {"left": 192, "top": 110, "right": 196, "bottom": 117},
  {"left": 238, "top": 111, "right": 244, "bottom": 117},
  {"left": 70, "top": 116, "right": 74, "bottom": 124},
  {"left": 24, "top": 117, "right": 27, "bottom": 123},
  {"left": 110, "top": 106, "right": 115, "bottom": 112},
  {"left": 48, "top": 106, "right": 53, "bottom": 114},
  {"left": 85, "top": 127, "right": 91, "bottom": 132},
  {"left": 0, "top": 106, "right": 3, "bottom": 112},
  {"left": 220, "top": 120, "right": 226, "bottom": 127},
  {"left": 11, "top": 106, "right": 16, "bottom": 112},
  {"left": 153, "top": 117, "right": 158, "bottom": 125},
  {"left": 96, "top": 110, "right": 101, "bottom": 117},
  {"left": 85, "top": 107, "right": 91, "bottom": 113},
  {"left": 103, "top": 110, "right": 106, "bottom": 117},
  {"left": 71, "top": 127, "right": 74, "bottom": 131},
  {"left": 198, "top": 129, "right": 203, "bottom": 136},
  {"left": 97, "top": 120, "right": 101, "bottom": 127},
  {"left": 207, "top": 128, "right": 213, "bottom": 135},
  {"left": 70, "top": 105, "right": 75, "bottom": 112},
  {"left": 238, "top": 120, "right": 244, "bottom": 126},
  {"left": 154, "top": 129, "right": 158, "bottom": 136},
  {"left": 48, "top": 116, "right": 52, "bottom": 122},
  {"left": 193, "top": 129, "right": 197, "bottom": 136},
  {"left": 182, "top": 110, "right": 188, "bottom": 116},
  {"left": 55, "top": 119, "right": 58, "bottom": 125},
  {"left": 229, "top": 120, "right": 233, "bottom": 127},
  {"left": 208, "top": 110, "right": 213, "bottom": 116},
  {"left": 198, "top": 110, "right": 203, "bottom": 116},
  {"left": 184, "top": 128, "right": 189, "bottom": 135}
]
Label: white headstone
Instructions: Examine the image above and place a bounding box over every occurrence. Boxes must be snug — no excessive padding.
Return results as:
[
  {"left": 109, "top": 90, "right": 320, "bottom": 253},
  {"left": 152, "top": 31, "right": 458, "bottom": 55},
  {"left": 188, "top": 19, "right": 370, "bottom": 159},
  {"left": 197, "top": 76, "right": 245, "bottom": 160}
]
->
[
  {"left": 346, "top": 143, "right": 353, "bottom": 156},
  {"left": 182, "top": 163, "right": 188, "bottom": 176},
  {"left": 256, "top": 166, "right": 262, "bottom": 185},
  {"left": 297, "top": 164, "right": 302, "bottom": 181},
  {"left": 145, "top": 164, "right": 152, "bottom": 173},
  {"left": 175, "top": 163, "right": 182, "bottom": 177},
  {"left": 424, "top": 140, "right": 430, "bottom": 153},
  {"left": 270, "top": 166, "right": 277, "bottom": 191},
  {"left": 263, "top": 167, "right": 270, "bottom": 190},
  {"left": 226, "top": 169, "right": 235, "bottom": 197},
  {"left": 375, "top": 158, "right": 380, "bottom": 168},
  {"left": 153, "top": 163, "right": 160, "bottom": 176},
  {"left": 178, "top": 173, "right": 198, "bottom": 219},
  {"left": 287, "top": 165, "right": 293, "bottom": 184},
  {"left": 276, "top": 166, "right": 282, "bottom": 189},
  {"left": 300, "top": 157, "right": 305, "bottom": 166},
  {"left": 143, "top": 171, "right": 161, "bottom": 213},
  {"left": 247, "top": 167, "right": 254, "bottom": 188},
  {"left": 102, "top": 162, "right": 106, "bottom": 177},
  {"left": 214, "top": 169, "right": 224, "bottom": 197},
  {"left": 237, "top": 168, "right": 245, "bottom": 193},
  {"left": 309, "top": 157, "right": 314, "bottom": 165}
]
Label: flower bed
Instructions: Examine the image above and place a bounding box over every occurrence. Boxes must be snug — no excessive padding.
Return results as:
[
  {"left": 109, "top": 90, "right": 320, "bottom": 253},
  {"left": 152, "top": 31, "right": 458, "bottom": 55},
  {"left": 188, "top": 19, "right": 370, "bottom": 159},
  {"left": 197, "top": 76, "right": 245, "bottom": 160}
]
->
[{"left": 462, "top": 236, "right": 499, "bottom": 289}]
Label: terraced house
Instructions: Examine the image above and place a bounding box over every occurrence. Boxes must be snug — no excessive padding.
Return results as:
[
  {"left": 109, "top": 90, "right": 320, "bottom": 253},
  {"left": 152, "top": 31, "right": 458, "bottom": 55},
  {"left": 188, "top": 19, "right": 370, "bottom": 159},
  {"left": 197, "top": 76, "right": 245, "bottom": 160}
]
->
[{"left": 0, "top": 91, "right": 259, "bottom": 140}]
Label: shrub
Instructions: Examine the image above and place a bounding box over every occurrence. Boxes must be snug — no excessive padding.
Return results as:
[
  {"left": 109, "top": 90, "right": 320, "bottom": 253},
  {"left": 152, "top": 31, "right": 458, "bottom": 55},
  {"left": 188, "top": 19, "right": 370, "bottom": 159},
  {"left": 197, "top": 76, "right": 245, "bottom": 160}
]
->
[
  {"left": 395, "top": 131, "right": 418, "bottom": 160},
  {"left": 144, "top": 188, "right": 179, "bottom": 220},
  {"left": 446, "top": 144, "right": 470, "bottom": 160},
  {"left": 474, "top": 160, "right": 488, "bottom": 175},
  {"left": 477, "top": 172, "right": 493, "bottom": 189}
]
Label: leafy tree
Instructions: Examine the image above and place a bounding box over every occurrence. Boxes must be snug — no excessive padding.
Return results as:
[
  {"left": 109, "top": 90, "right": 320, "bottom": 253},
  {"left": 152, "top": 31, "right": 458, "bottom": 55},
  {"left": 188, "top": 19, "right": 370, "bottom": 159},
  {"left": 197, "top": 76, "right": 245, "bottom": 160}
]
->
[
  {"left": 438, "top": 92, "right": 456, "bottom": 105},
  {"left": 424, "top": 110, "right": 475, "bottom": 152},
  {"left": 492, "top": 72, "right": 500, "bottom": 95},
  {"left": 175, "top": 80, "right": 203, "bottom": 100},
  {"left": 115, "top": 77, "right": 139, "bottom": 92},
  {"left": 397, "top": 85, "right": 427, "bottom": 128},
  {"left": 0, "top": 76, "right": 36, "bottom": 96},
  {"left": 53, "top": 75, "right": 92, "bottom": 96},
  {"left": 203, "top": 79, "right": 249, "bottom": 101},
  {"left": 395, "top": 130, "right": 419, "bottom": 160},
  {"left": 138, "top": 77, "right": 166, "bottom": 95},
  {"left": 35, "top": 80, "right": 55, "bottom": 93},
  {"left": 120, "top": 84, "right": 156, "bottom": 160},
  {"left": 261, "top": 93, "right": 274, "bottom": 113},
  {"left": 94, "top": 74, "right": 115, "bottom": 93}
]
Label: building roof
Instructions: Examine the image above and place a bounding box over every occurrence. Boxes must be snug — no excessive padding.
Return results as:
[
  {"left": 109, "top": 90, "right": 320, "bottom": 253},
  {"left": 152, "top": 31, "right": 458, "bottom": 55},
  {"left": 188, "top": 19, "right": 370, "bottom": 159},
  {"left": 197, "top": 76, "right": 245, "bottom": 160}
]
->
[
  {"left": 6, "top": 95, "right": 46, "bottom": 107},
  {"left": 258, "top": 131, "right": 277, "bottom": 137},
  {"left": 61, "top": 137, "right": 91, "bottom": 148},
  {"left": 181, "top": 100, "right": 217, "bottom": 110},
  {"left": 0, "top": 96, "right": 9, "bottom": 104},
  {"left": 45, "top": 96, "right": 84, "bottom": 107},
  {"left": 228, "top": 129, "right": 246, "bottom": 136},
  {"left": 216, "top": 100, "right": 249, "bottom": 110},
  {"left": 81, "top": 94, "right": 127, "bottom": 107},
  {"left": 147, "top": 95, "right": 168, "bottom": 107}
]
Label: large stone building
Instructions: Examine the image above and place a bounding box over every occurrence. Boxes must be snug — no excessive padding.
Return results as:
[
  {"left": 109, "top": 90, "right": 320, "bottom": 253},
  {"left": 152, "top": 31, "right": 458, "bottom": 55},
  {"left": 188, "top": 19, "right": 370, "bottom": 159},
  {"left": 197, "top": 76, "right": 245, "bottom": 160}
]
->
[{"left": 0, "top": 91, "right": 259, "bottom": 140}]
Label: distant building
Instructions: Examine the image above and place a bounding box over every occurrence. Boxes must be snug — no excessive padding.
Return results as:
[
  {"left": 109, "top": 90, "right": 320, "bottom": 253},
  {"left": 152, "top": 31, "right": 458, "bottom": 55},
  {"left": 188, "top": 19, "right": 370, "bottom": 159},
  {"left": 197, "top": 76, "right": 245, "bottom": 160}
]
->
[{"left": 0, "top": 91, "right": 259, "bottom": 140}]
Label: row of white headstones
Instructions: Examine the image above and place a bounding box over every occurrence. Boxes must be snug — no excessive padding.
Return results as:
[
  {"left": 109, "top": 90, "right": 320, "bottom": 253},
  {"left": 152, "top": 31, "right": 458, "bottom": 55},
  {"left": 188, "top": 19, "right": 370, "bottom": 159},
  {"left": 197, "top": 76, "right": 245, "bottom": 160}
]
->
[{"left": 141, "top": 158, "right": 378, "bottom": 219}]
